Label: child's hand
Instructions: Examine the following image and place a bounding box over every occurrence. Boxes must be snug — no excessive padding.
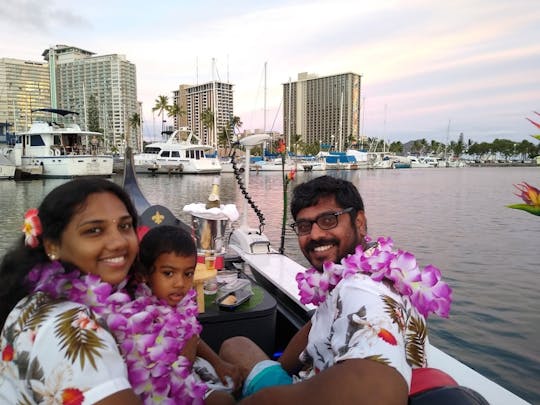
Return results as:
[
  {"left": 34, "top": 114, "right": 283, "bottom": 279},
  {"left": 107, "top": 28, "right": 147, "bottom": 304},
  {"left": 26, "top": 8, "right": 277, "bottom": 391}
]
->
[{"left": 215, "top": 360, "right": 242, "bottom": 391}]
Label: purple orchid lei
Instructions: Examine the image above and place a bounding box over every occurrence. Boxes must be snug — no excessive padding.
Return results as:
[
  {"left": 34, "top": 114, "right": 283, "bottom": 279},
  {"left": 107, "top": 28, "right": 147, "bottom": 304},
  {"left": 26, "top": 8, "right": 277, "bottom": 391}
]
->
[
  {"left": 27, "top": 262, "right": 207, "bottom": 404},
  {"left": 296, "top": 236, "right": 452, "bottom": 318}
]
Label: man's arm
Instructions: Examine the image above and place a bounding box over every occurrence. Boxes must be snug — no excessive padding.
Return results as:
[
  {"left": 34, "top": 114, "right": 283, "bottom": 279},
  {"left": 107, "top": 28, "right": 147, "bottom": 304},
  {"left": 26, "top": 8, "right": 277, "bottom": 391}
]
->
[
  {"left": 240, "top": 358, "right": 408, "bottom": 405},
  {"left": 278, "top": 320, "right": 311, "bottom": 374}
]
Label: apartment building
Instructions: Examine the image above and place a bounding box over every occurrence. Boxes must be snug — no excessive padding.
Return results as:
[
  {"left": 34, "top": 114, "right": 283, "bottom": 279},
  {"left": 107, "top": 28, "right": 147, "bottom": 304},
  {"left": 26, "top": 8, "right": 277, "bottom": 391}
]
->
[
  {"left": 172, "top": 84, "right": 190, "bottom": 130},
  {"left": 0, "top": 58, "right": 50, "bottom": 137},
  {"left": 183, "top": 81, "right": 234, "bottom": 148},
  {"left": 43, "top": 45, "right": 140, "bottom": 152},
  {"left": 283, "top": 72, "right": 362, "bottom": 151}
]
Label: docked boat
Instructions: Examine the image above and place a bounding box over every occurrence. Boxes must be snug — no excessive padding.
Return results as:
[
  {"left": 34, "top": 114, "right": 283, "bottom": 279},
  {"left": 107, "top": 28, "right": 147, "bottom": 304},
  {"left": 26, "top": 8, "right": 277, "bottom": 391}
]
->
[
  {"left": 122, "top": 137, "right": 528, "bottom": 405},
  {"left": 408, "top": 156, "right": 432, "bottom": 168},
  {"left": 134, "top": 128, "right": 221, "bottom": 174},
  {"left": 0, "top": 155, "right": 16, "bottom": 179},
  {"left": 4, "top": 108, "right": 113, "bottom": 178},
  {"left": 373, "top": 154, "right": 411, "bottom": 169},
  {"left": 250, "top": 156, "right": 301, "bottom": 172}
]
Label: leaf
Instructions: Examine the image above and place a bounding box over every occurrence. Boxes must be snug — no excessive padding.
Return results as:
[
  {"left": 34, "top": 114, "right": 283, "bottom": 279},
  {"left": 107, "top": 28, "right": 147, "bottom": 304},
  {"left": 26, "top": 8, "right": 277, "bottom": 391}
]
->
[
  {"left": 54, "top": 307, "right": 106, "bottom": 371},
  {"left": 364, "top": 354, "right": 392, "bottom": 366},
  {"left": 506, "top": 204, "right": 540, "bottom": 216},
  {"left": 405, "top": 316, "right": 427, "bottom": 367}
]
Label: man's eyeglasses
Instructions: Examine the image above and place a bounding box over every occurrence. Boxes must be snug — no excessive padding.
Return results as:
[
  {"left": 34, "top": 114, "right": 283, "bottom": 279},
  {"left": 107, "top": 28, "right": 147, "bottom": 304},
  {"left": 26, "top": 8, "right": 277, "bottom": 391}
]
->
[{"left": 290, "top": 207, "right": 354, "bottom": 236}]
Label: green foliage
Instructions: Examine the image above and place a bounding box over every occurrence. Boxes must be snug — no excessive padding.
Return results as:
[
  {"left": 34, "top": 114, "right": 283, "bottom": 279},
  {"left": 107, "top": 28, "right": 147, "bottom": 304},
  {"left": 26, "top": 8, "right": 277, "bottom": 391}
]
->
[
  {"left": 389, "top": 141, "right": 403, "bottom": 154},
  {"left": 152, "top": 95, "right": 170, "bottom": 133},
  {"left": 507, "top": 204, "right": 540, "bottom": 216},
  {"left": 87, "top": 94, "right": 100, "bottom": 133}
]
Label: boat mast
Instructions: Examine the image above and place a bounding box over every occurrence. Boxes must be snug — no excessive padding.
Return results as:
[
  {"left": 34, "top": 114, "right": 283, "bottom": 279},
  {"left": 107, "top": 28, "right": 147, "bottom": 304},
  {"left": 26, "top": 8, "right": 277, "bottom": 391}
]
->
[
  {"left": 263, "top": 62, "right": 267, "bottom": 157},
  {"left": 445, "top": 119, "right": 451, "bottom": 159},
  {"left": 287, "top": 77, "right": 291, "bottom": 154},
  {"left": 339, "top": 82, "right": 344, "bottom": 151},
  {"left": 212, "top": 58, "right": 218, "bottom": 149},
  {"left": 263, "top": 61, "right": 267, "bottom": 133}
]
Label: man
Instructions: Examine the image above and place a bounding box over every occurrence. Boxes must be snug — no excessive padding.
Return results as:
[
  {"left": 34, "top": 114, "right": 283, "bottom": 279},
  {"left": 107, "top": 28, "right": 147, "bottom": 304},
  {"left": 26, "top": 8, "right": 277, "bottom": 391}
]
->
[{"left": 220, "top": 175, "right": 424, "bottom": 404}]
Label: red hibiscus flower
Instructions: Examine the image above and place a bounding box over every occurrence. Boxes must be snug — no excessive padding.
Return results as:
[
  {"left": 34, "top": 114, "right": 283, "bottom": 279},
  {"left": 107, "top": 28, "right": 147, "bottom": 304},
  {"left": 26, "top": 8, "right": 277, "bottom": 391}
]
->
[{"left": 62, "top": 388, "right": 85, "bottom": 405}]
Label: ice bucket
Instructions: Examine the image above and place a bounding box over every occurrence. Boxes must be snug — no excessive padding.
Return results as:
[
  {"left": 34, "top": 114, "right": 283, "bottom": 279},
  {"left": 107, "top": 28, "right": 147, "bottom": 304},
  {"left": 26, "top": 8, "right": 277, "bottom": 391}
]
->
[{"left": 191, "top": 214, "right": 228, "bottom": 255}]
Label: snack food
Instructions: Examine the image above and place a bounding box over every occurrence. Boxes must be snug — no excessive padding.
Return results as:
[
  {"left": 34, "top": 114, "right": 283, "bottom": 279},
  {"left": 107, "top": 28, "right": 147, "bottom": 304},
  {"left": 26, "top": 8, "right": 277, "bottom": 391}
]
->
[{"left": 221, "top": 294, "right": 237, "bottom": 306}]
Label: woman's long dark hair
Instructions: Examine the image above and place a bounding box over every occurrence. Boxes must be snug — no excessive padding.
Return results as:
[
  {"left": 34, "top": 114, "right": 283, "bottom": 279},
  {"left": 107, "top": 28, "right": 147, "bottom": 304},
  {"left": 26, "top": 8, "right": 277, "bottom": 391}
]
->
[{"left": 0, "top": 177, "right": 138, "bottom": 329}]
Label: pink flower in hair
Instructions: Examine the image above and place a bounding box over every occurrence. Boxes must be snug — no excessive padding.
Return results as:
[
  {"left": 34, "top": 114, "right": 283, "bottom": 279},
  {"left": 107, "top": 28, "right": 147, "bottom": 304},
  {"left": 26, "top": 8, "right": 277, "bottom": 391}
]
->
[{"left": 22, "top": 208, "right": 42, "bottom": 248}]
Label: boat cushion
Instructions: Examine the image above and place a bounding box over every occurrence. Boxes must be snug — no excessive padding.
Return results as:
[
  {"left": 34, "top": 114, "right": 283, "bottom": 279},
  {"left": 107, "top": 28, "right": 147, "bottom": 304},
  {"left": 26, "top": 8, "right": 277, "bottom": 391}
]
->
[
  {"left": 409, "top": 386, "right": 490, "bottom": 405},
  {"left": 410, "top": 367, "right": 458, "bottom": 395}
]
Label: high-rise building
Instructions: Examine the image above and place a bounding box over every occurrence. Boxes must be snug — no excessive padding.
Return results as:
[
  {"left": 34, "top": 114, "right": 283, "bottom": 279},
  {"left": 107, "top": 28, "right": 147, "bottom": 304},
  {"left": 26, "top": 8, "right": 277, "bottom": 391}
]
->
[
  {"left": 172, "top": 84, "right": 190, "bottom": 130},
  {"left": 184, "top": 81, "right": 234, "bottom": 148},
  {"left": 43, "top": 45, "right": 140, "bottom": 152},
  {"left": 0, "top": 58, "right": 51, "bottom": 137},
  {"left": 283, "top": 72, "right": 362, "bottom": 152}
]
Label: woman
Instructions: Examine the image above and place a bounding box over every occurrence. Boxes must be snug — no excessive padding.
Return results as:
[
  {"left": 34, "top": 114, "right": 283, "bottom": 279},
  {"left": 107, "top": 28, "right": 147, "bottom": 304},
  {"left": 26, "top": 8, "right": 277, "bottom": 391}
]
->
[{"left": 0, "top": 178, "right": 142, "bottom": 404}]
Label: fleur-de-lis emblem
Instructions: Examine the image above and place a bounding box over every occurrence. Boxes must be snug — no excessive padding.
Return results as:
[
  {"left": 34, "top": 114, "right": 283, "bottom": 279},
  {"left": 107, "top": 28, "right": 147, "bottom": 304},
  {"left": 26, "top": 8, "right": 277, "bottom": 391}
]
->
[{"left": 152, "top": 210, "right": 165, "bottom": 224}]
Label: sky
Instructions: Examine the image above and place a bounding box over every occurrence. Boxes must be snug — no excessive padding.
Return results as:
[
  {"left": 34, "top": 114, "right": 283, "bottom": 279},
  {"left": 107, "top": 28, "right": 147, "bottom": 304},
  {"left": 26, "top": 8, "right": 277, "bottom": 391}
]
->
[{"left": 1, "top": 0, "right": 539, "bottom": 144}]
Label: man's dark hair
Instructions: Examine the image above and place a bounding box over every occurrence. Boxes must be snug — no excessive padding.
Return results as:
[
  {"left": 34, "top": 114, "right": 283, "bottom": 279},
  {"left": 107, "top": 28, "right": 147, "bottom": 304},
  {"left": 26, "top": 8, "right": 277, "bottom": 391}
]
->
[{"left": 291, "top": 175, "right": 365, "bottom": 220}]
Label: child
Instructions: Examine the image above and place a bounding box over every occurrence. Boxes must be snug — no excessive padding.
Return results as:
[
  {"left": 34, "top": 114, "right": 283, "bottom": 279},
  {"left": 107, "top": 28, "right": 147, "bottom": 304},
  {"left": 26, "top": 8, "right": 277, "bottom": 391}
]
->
[{"left": 123, "top": 225, "right": 241, "bottom": 404}]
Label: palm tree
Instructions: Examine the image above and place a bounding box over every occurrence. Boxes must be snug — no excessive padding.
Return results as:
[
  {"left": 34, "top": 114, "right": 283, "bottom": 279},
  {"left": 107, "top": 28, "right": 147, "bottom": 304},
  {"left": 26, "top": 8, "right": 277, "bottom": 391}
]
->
[
  {"left": 222, "top": 115, "right": 243, "bottom": 153},
  {"left": 152, "top": 95, "right": 169, "bottom": 136},
  {"left": 200, "top": 108, "right": 214, "bottom": 146},
  {"left": 128, "top": 112, "right": 141, "bottom": 151},
  {"left": 230, "top": 115, "right": 243, "bottom": 135},
  {"left": 166, "top": 103, "right": 186, "bottom": 131}
]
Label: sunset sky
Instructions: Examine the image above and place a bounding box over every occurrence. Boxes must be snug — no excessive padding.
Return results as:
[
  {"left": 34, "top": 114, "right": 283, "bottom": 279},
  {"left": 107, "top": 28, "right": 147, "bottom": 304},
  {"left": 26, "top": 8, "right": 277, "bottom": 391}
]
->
[{"left": 2, "top": 0, "right": 539, "bottom": 144}]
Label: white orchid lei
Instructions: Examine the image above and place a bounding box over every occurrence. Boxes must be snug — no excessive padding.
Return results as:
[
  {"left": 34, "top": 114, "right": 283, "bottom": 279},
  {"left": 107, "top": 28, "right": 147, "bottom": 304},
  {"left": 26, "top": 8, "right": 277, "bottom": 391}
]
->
[
  {"left": 27, "top": 262, "right": 207, "bottom": 404},
  {"left": 296, "top": 236, "right": 452, "bottom": 318}
]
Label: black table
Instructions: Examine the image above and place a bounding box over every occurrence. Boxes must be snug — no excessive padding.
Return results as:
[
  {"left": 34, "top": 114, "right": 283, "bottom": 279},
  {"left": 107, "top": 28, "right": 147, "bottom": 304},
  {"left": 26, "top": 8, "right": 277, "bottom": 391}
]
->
[{"left": 198, "top": 283, "right": 277, "bottom": 356}]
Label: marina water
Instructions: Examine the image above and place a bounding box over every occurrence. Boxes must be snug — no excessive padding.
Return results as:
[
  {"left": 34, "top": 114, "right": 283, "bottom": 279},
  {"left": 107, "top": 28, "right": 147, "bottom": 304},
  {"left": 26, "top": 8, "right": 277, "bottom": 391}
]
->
[{"left": 1, "top": 166, "right": 538, "bottom": 403}]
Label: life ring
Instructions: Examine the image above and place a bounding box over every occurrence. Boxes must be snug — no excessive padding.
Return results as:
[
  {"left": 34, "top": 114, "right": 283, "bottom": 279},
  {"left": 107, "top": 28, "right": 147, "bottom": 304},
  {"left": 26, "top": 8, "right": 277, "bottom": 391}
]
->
[{"left": 54, "top": 148, "right": 61, "bottom": 156}]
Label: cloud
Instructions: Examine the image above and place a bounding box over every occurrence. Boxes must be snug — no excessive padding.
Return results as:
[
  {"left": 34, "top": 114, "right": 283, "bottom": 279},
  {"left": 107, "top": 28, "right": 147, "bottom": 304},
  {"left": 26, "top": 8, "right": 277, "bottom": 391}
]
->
[
  {"left": 1, "top": 0, "right": 539, "bottom": 143},
  {"left": 0, "top": 0, "right": 91, "bottom": 32}
]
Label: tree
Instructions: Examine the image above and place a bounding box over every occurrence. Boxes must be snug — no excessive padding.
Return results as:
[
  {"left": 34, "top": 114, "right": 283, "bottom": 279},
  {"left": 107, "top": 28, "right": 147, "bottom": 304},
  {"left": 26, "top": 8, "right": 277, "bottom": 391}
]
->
[
  {"left": 87, "top": 94, "right": 101, "bottom": 133},
  {"left": 389, "top": 141, "right": 403, "bottom": 154},
  {"left": 128, "top": 113, "right": 141, "bottom": 150},
  {"left": 152, "top": 95, "right": 169, "bottom": 135},
  {"left": 230, "top": 115, "right": 243, "bottom": 134},
  {"left": 200, "top": 108, "right": 215, "bottom": 146},
  {"left": 303, "top": 142, "right": 320, "bottom": 156},
  {"left": 289, "top": 134, "right": 303, "bottom": 156},
  {"left": 218, "top": 116, "right": 243, "bottom": 156},
  {"left": 166, "top": 103, "right": 185, "bottom": 131}
]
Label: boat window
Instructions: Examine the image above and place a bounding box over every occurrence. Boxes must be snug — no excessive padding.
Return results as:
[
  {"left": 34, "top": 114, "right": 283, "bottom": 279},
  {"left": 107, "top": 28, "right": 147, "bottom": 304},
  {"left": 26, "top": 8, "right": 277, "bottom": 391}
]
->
[
  {"left": 53, "top": 135, "right": 62, "bottom": 146},
  {"left": 161, "top": 151, "right": 170, "bottom": 157},
  {"left": 171, "top": 151, "right": 180, "bottom": 158},
  {"left": 144, "top": 147, "right": 160, "bottom": 154},
  {"left": 30, "top": 135, "right": 45, "bottom": 146}
]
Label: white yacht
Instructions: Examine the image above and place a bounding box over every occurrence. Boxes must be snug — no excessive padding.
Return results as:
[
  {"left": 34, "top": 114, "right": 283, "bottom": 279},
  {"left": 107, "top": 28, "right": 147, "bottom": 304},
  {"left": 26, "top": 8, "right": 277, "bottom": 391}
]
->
[
  {"left": 134, "top": 128, "right": 221, "bottom": 174},
  {"left": 5, "top": 108, "right": 113, "bottom": 178},
  {"left": 408, "top": 156, "right": 432, "bottom": 168}
]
